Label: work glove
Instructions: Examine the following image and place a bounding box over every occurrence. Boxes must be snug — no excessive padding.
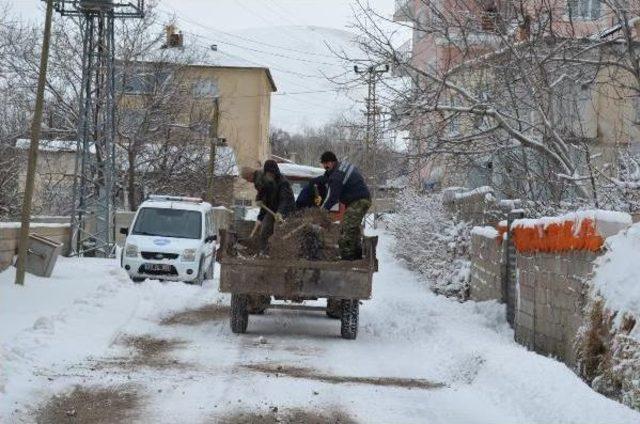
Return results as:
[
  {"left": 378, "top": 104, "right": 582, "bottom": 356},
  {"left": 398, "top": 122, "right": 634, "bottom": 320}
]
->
[
  {"left": 314, "top": 195, "right": 323, "bottom": 207},
  {"left": 275, "top": 213, "right": 284, "bottom": 224}
]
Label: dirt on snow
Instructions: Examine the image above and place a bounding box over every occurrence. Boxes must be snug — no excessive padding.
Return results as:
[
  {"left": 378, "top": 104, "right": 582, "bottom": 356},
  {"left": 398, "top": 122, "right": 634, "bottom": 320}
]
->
[
  {"left": 34, "top": 385, "right": 141, "bottom": 424},
  {"left": 160, "top": 303, "right": 230, "bottom": 326},
  {"left": 214, "top": 407, "right": 358, "bottom": 424},
  {"left": 243, "top": 363, "right": 445, "bottom": 390}
]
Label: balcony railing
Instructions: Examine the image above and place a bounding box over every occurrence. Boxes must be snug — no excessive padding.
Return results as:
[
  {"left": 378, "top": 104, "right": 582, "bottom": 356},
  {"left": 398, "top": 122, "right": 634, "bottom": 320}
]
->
[{"left": 393, "top": 0, "right": 414, "bottom": 22}]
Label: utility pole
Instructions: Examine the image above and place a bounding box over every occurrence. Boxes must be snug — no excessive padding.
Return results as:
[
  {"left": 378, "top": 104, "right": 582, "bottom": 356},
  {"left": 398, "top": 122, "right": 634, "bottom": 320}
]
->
[
  {"left": 354, "top": 64, "right": 388, "bottom": 229},
  {"left": 54, "top": 0, "right": 145, "bottom": 258},
  {"left": 207, "top": 98, "right": 220, "bottom": 204},
  {"left": 15, "top": 0, "right": 54, "bottom": 285}
]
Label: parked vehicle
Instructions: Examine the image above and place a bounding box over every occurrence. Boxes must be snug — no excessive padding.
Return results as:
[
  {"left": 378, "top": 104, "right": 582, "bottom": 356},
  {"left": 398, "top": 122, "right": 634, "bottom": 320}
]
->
[{"left": 120, "top": 195, "right": 216, "bottom": 284}]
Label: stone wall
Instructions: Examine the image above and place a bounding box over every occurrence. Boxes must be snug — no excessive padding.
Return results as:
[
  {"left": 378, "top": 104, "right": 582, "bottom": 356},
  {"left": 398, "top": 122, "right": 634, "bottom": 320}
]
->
[
  {"left": 514, "top": 251, "right": 597, "bottom": 366},
  {"left": 469, "top": 227, "right": 505, "bottom": 302},
  {"left": 509, "top": 211, "right": 632, "bottom": 366},
  {"left": 0, "top": 223, "right": 71, "bottom": 272},
  {"left": 468, "top": 210, "right": 633, "bottom": 370}
]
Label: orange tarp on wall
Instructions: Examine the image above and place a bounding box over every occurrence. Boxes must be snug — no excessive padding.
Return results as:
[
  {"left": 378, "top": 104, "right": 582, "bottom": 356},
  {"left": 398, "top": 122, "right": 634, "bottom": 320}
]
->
[{"left": 512, "top": 218, "right": 604, "bottom": 253}]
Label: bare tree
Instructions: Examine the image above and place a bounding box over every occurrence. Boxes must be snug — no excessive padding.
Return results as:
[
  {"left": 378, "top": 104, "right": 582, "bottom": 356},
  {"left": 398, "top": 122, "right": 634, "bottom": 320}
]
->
[{"left": 349, "top": 0, "right": 640, "bottom": 211}]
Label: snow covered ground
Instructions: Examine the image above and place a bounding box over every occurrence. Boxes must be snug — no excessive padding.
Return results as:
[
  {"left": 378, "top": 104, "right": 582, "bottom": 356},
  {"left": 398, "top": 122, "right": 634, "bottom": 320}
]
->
[{"left": 2, "top": 231, "right": 639, "bottom": 423}]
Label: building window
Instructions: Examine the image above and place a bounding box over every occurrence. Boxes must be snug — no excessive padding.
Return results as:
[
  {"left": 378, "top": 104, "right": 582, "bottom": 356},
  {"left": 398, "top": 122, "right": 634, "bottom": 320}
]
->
[
  {"left": 119, "top": 69, "right": 171, "bottom": 95},
  {"left": 567, "top": 0, "right": 601, "bottom": 20},
  {"left": 192, "top": 79, "right": 219, "bottom": 98}
]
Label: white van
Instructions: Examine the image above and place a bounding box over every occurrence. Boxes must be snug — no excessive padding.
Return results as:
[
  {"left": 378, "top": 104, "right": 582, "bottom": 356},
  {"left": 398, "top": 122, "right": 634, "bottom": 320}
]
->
[{"left": 120, "top": 195, "right": 216, "bottom": 284}]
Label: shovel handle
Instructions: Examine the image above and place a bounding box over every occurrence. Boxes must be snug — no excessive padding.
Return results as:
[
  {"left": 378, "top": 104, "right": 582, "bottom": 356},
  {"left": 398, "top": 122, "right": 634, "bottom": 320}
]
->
[{"left": 256, "top": 201, "right": 283, "bottom": 223}]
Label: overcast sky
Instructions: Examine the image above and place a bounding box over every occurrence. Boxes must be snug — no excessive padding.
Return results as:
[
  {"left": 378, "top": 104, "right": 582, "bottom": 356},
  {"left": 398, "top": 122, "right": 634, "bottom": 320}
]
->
[{"left": 4, "top": 0, "right": 394, "bottom": 31}]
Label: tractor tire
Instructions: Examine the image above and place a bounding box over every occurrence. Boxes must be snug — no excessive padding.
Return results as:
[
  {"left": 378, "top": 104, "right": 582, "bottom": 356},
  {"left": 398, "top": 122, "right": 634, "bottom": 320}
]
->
[
  {"left": 340, "top": 299, "right": 359, "bottom": 340},
  {"left": 326, "top": 298, "right": 341, "bottom": 319},
  {"left": 230, "top": 294, "right": 249, "bottom": 334}
]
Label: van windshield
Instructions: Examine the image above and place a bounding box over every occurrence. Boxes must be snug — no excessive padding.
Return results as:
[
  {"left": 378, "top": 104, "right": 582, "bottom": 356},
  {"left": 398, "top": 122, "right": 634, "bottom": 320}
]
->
[{"left": 132, "top": 208, "right": 202, "bottom": 239}]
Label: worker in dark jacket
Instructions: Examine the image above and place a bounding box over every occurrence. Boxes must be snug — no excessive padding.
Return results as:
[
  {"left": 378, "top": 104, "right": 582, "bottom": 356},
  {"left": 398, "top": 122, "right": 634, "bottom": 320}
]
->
[
  {"left": 320, "top": 151, "right": 371, "bottom": 260},
  {"left": 295, "top": 176, "right": 326, "bottom": 209},
  {"left": 251, "top": 160, "right": 295, "bottom": 251}
]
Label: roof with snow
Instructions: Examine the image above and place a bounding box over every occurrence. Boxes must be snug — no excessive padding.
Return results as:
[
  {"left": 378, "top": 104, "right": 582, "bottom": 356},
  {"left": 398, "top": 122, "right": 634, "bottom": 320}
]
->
[
  {"left": 277, "top": 163, "right": 325, "bottom": 180},
  {"left": 14, "top": 138, "right": 93, "bottom": 154},
  {"left": 121, "top": 43, "right": 277, "bottom": 92}
]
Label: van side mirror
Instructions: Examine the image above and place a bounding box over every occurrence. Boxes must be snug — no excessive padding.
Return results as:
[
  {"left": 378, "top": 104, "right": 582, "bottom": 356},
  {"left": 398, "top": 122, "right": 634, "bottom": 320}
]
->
[
  {"left": 120, "top": 227, "right": 129, "bottom": 236},
  {"left": 205, "top": 235, "right": 217, "bottom": 243}
]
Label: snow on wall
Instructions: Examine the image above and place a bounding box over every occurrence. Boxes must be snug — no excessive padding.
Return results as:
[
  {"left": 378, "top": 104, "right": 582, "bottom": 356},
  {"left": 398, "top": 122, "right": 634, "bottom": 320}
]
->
[
  {"left": 471, "top": 225, "right": 500, "bottom": 239},
  {"left": 593, "top": 223, "right": 640, "bottom": 329}
]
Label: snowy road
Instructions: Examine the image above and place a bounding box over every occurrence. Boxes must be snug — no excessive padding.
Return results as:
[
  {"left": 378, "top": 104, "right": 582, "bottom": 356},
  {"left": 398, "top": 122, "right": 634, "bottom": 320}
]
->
[{"left": 2, "top": 232, "right": 640, "bottom": 423}]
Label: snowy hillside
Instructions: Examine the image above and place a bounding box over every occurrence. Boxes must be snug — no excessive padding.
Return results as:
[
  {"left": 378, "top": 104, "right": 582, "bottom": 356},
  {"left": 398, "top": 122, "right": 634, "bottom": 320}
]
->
[{"left": 185, "top": 24, "right": 367, "bottom": 131}]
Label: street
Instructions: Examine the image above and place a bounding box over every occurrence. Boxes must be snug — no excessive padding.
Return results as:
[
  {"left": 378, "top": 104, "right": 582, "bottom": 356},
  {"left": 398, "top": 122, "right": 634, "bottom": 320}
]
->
[{"left": 2, "top": 231, "right": 639, "bottom": 423}]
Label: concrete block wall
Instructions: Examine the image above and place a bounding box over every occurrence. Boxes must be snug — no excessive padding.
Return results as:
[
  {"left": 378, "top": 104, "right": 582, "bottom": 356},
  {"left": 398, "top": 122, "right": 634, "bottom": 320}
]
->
[
  {"left": 467, "top": 210, "right": 633, "bottom": 370},
  {"left": 510, "top": 210, "right": 632, "bottom": 366},
  {"left": 442, "top": 186, "right": 514, "bottom": 226},
  {"left": 469, "top": 228, "right": 505, "bottom": 302},
  {"left": 0, "top": 224, "right": 71, "bottom": 272},
  {"left": 514, "top": 251, "right": 598, "bottom": 366},
  {"left": 443, "top": 187, "right": 493, "bottom": 225}
]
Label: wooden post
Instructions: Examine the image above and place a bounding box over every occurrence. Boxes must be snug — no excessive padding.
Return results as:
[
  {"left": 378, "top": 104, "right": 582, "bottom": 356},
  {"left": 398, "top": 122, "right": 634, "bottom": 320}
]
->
[
  {"left": 15, "top": 0, "right": 55, "bottom": 285},
  {"left": 207, "top": 98, "right": 220, "bottom": 204}
]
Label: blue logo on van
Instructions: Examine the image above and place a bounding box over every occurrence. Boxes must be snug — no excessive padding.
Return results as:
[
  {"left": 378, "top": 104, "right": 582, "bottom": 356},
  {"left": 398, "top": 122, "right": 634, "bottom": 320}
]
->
[{"left": 153, "top": 239, "right": 171, "bottom": 246}]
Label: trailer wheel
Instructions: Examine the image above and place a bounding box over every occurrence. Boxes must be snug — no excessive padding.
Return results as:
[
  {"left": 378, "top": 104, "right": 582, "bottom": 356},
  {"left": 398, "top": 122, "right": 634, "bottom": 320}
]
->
[
  {"left": 326, "top": 298, "right": 341, "bottom": 319},
  {"left": 340, "top": 299, "right": 359, "bottom": 340},
  {"left": 230, "top": 294, "right": 249, "bottom": 334}
]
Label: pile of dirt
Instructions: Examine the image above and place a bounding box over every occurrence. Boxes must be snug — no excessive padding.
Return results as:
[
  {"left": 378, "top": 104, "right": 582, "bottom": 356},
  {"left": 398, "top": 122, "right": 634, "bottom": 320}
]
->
[{"left": 268, "top": 209, "right": 340, "bottom": 261}]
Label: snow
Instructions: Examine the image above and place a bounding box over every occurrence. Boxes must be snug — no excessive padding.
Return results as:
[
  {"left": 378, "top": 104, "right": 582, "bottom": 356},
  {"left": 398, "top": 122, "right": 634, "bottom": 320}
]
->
[
  {"left": 453, "top": 186, "right": 493, "bottom": 200},
  {"left": 14, "top": 138, "right": 78, "bottom": 153},
  {"left": 278, "top": 162, "right": 325, "bottom": 179},
  {"left": 0, "top": 222, "right": 70, "bottom": 229},
  {"left": 2, "top": 231, "right": 639, "bottom": 422},
  {"left": 512, "top": 209, "right": 632, "bottom": 236},
  {"left": 471, "top": 226, "right": 500, "bottom": 239},
  {"left": 593, "top": 223, "right": 640, "bottom": 331}
]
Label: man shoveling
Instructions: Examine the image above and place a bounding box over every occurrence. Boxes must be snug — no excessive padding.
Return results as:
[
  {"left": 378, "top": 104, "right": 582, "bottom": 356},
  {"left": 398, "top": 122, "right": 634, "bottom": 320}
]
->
[{"left": 319, "top": 151, "right": 371, "bottom": 260}]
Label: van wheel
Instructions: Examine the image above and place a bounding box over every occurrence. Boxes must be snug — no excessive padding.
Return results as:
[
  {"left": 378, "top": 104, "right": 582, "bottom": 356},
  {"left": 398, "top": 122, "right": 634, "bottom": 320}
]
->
[
  {"left": 191, "top": 258, "right": 205, "bottom": 286},
  {"left": 130, "top": 277, "right": 145, "bottom": 283},
  {"left": 204, "top": 257, "right": 214, "bottom": 280}
]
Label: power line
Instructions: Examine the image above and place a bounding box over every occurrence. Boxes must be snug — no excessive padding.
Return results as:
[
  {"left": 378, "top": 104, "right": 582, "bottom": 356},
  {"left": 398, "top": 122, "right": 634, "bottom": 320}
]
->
[
  {"left": 183, "top": 33, "right": 329, "bottom": 80},
  {"left": 156, "top": 5, "right": 337, "bottom": 59},
  {"left": 210, "top": 38, "right": 341, "bottom": 67}
]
